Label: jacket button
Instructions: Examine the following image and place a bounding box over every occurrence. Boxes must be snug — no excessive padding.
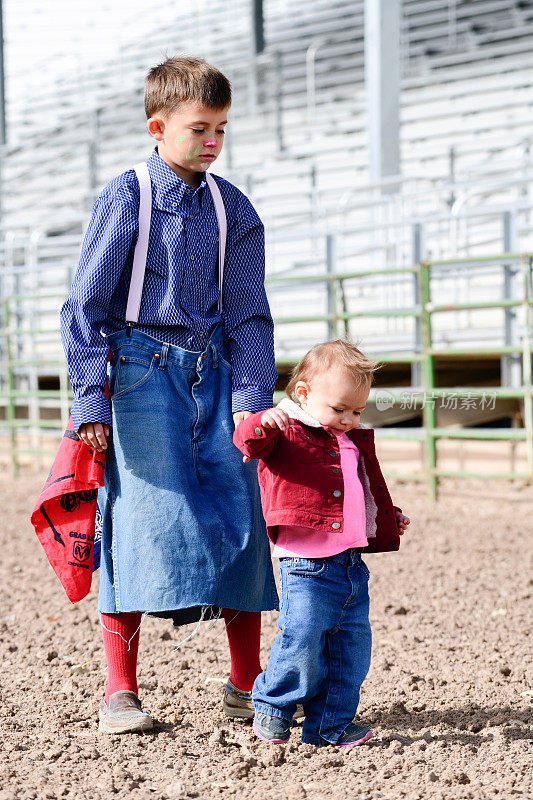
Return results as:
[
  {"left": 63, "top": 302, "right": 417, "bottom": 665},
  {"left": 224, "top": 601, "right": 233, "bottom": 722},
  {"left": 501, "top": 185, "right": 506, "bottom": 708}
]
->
[
  {"left": 378, "top": 484, "right": 383, "bottom": 490},
  {"left": 332, "top": 467, "right": 340, "bottom": 474},
  {"left": 331, "top": 522, "right": 341, "bottom": 530},
  {"left": 385, "top": 509, "right": 389, "bottom": 514},
  {"left": 329, "top": 450, "right": 337, "bottom": 458},
  {"left": 254, "top": 427, "right": 262, "bottom": 436},
  {"left": 333, "top": 490, "right": 342, "bottom": 497}
]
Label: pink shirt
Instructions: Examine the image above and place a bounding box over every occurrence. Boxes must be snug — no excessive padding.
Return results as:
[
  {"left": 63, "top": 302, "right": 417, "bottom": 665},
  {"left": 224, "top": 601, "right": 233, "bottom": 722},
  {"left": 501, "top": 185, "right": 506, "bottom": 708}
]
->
[{"left": 272, "top": 431, "right": 368, "bottom": 559}]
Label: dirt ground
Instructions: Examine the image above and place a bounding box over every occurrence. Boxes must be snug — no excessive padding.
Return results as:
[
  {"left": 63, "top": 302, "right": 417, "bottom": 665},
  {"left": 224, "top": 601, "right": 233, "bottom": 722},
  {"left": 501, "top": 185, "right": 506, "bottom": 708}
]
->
[{"left": 1, "top": 471, "right": 531, "bottom": 800}]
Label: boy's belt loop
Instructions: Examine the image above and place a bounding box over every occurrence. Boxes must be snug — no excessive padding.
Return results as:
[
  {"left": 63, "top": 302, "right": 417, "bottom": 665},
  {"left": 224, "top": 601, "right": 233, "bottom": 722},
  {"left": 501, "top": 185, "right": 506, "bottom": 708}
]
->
[{"left": 158, "top": 343, "right": 169, "bottom": 369}]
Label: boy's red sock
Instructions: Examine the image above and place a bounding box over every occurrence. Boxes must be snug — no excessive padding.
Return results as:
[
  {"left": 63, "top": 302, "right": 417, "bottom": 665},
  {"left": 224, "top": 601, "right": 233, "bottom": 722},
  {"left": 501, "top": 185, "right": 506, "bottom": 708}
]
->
[
  {"left": 222, "top": 608, "right": 262, "bottom": 692},
  {"left": 100, "top": 612, "right": 142, "bottom": 702}
]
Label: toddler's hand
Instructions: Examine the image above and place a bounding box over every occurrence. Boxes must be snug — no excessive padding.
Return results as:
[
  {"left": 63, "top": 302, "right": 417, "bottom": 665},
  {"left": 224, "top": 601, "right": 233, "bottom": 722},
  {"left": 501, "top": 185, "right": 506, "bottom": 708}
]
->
[
  {"left": 260, "top": 408, "right": 290, "bottom": 430},
  {"left": 78, "top": 422, "right": 109, "bottom": 453},
  {"left": 395, "top": 510, "right": 410, "bottom": 535}
]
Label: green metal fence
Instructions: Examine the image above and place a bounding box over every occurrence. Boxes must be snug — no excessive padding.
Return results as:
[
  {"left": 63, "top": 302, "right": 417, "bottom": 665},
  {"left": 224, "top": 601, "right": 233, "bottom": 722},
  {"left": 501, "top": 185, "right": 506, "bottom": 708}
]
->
[
  {"left": 268, "top": 252, "right": 533, "bottom": 498},
  {"left": 1, "top": 253, "right": 532, "bottom": 497}
]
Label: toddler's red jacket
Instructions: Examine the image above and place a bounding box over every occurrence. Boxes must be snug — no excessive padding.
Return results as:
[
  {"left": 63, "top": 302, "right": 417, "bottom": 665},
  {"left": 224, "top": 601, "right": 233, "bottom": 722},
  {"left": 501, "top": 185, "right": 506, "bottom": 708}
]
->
[{"left": 233, "top": 398, "right": 401, "bottom": 554}]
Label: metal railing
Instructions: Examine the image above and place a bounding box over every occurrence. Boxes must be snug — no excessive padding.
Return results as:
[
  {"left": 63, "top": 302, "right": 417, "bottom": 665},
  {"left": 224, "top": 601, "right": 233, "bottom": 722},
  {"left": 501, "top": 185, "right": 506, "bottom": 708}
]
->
[
  {"left": 0, "top": 253, "right": 531, "bottom": 497},
  {"left": 267, "top": 252, "right": 533, "bottom": 498}
]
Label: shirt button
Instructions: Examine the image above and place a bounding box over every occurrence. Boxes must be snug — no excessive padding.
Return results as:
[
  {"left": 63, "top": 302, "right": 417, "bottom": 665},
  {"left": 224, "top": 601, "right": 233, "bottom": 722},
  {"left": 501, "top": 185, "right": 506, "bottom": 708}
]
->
[
  {"left": 172, "top": 202, "right": 178, "bottom": 208},
  {"left": 333, "top": 490, "right": 342, "bottom": 498},
  {"left": 190, "top": 254, "right": 195, "bottom": 261},
  {"left": 331, "top": 522, "right": 341, "bottom": 530},
  {"left": 254, "top": 427, "right": 262, "bottom": 436}
]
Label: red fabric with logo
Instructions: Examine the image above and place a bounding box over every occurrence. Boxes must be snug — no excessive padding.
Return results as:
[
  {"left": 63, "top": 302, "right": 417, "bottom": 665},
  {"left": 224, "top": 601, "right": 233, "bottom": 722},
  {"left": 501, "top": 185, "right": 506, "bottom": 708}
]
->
[{"left": 30, "top": 384, "right": 108, "bottom": 603}]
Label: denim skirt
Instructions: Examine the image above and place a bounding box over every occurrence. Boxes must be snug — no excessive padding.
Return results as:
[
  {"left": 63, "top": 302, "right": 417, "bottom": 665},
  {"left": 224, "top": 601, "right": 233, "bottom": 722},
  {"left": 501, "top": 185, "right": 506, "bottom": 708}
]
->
[{"left": 96, "top": 324, "right": 278, "bottom": 620}]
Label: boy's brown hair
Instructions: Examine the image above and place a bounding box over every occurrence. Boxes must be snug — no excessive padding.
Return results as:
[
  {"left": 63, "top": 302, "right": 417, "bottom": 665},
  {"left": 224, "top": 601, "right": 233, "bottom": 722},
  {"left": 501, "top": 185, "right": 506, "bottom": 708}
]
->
[
  {"left": 285, "top": 340, "right": 382, "bottom": 399},
  {"left": 145, "top": 56, "right": 232, "bottom": 119}
]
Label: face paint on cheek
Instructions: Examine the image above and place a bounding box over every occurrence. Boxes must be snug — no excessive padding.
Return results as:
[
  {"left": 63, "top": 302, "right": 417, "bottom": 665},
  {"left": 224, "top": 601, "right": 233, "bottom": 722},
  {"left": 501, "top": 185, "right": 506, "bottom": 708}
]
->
[
  {"left": 185, "top": 143, "right": 203, "bottom": 162},
  {"left": 175, "top": 134, "right": 187, "bottom": 144}
]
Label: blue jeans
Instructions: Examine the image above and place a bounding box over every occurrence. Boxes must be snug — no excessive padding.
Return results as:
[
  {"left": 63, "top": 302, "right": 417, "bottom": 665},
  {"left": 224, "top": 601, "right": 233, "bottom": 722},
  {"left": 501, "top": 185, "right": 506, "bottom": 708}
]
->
[
  {"left": 97, "top": 324, "right": 278, "bottom": 616},
  {"left": 252, "top": 549, "right": 372, "bottom": 744}
]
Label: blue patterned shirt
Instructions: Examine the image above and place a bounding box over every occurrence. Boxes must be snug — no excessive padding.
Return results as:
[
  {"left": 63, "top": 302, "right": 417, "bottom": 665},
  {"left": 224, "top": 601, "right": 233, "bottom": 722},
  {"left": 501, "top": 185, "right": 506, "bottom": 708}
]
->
[{"left": 60, "top": 148, "right": 277, "bottom": 431}]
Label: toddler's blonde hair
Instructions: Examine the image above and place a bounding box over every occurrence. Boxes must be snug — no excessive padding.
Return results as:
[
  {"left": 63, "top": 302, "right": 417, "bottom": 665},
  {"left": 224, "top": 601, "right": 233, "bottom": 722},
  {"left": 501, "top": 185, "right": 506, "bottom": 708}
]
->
[{"left": 285, "top": 340, "right": 382, "bottom": 400}]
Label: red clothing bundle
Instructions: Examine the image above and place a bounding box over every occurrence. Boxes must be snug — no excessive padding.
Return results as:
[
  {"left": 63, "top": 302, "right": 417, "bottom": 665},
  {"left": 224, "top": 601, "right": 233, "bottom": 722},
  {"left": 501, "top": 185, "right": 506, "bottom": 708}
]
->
[{"left": 30, "top": 392, "right": 108, "bottom": 603}]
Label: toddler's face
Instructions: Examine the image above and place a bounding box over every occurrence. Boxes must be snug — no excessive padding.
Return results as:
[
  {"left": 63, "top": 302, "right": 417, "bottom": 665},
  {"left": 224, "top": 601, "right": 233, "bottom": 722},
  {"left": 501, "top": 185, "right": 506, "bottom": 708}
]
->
[
  {"left": 295, "top": 368, "right": 370, "bottom": 435},
  {"left": 147, "top": 101, "right": 228, "bottom": 179}
]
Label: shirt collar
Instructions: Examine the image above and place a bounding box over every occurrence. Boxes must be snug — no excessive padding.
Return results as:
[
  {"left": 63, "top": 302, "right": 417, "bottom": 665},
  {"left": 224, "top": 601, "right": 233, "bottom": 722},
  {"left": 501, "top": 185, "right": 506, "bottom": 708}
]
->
[
  {"left": 276, "top": 396, "right": 368, "bottom": 430},
  {"left": 147, "top": 147, "right": 207, "bottom": 212}
]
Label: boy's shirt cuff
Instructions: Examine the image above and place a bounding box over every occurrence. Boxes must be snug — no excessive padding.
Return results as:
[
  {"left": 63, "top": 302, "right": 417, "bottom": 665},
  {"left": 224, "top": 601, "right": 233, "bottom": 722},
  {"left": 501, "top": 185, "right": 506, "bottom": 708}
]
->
[
  {"left": 231, "top": 387, "right": 273, "bottom": 415},
  {"left": 71, "top": 389, "right": 112, "bottom": 433}
]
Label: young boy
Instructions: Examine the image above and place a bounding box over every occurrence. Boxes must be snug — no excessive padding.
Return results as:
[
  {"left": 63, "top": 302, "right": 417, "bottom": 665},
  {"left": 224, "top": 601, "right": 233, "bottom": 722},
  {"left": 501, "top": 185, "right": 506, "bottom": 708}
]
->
[{"left": 60, "top": 56, "right": 279, "bottom": 733}]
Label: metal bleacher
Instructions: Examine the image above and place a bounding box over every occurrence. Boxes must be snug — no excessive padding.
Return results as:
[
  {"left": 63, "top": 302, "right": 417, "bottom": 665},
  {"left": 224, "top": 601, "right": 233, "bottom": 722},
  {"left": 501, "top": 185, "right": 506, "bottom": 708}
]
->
[{"left": 0, "top": 0, "right": 532, "bottom": 445}]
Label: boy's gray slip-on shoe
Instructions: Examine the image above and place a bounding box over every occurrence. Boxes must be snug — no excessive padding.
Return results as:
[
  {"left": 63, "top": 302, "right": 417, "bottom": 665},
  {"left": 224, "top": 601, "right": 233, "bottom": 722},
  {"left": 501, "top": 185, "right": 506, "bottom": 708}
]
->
[
  {"left": 98, "top": 690, "right": 154, "bottom": 734},
  {"left": 223, "top": 679, "right": 304, "bottom": 722}
]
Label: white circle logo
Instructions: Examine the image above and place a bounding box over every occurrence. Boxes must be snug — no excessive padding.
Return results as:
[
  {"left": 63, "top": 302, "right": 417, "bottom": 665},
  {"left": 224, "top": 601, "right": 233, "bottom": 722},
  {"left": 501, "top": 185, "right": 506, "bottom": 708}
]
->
[{"left": 375, "top": 390, "right": 395, "bottom": 412}]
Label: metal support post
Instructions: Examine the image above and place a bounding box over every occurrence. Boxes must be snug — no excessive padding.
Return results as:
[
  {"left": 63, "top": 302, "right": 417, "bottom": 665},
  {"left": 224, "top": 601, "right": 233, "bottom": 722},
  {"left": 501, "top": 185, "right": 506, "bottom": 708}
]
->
[
  {"left": 502, "top": 211, "right": 521, "bottom": 387},
  {"left": 251, "top": 0, "right": 265, "bottom": 54},
  {"left": 365, "top": 0, "right": 401, "bottom": 192},
  {"left": 4, "top": 299, "right": 18, "bottom": 476},
  {"left": 326, "top": 233, "right": 339, "bottom": 341},
  {"left": 274, "top": 50, "right": 285, "bottom": 153},
  {"left": 87, "top": 108, "right": 100, "bottom": 209},
  {"left": 521, "top": 256, "right": 533, "bottom": 474},
  {"left": 419, "top": 261, "right": 437, "bottom": 500},
  {"left": 411, "top": 222, "right": 424, "bottom": 388}
]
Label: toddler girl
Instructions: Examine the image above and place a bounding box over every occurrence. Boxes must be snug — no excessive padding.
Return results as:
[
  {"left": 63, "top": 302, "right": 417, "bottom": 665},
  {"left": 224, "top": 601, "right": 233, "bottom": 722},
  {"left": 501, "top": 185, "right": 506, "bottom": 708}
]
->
[{"left": 233, "top": 340, "right": 410, "bottom": 747}]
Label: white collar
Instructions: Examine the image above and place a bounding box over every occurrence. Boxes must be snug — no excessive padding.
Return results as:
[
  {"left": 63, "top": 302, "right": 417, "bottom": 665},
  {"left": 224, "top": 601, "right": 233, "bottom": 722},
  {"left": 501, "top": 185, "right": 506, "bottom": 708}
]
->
[{"left": 276, "top": 397, "right": 367, "bottom": 430}]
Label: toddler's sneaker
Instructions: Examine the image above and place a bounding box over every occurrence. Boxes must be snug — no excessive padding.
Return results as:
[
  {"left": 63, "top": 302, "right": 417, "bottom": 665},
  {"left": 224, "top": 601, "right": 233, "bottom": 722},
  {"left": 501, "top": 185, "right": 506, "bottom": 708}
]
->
[
  {"left": 98, "top": 690, "right": 154, "bottom": 734},
  {"left": 222, "top": 679, "right": 304, "bottom": 721},
  {"left": 320, "top": 723, "right": 373, "bottom": 747},
  {"left": 253, "top": 712, "right": 291, "bottom": 743}
]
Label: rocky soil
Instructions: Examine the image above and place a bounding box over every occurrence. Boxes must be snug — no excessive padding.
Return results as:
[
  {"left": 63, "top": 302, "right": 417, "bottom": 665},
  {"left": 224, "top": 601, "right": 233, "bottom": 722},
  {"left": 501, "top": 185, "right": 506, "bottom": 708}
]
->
[{"left": 1, "top": 472, "right": 531, "bottom": 800}]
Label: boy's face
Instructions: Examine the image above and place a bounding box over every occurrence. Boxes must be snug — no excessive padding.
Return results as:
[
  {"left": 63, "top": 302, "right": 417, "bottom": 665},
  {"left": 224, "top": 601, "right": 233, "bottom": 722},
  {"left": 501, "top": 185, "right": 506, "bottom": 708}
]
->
[{"left": 147, "top": 101, "right": 228, "bottom": 186}]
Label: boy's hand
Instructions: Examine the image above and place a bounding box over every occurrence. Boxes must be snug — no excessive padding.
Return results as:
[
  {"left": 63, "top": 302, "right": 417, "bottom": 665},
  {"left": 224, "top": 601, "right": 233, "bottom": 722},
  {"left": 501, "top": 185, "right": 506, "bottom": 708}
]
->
[
  {"left": 395, "top": 510, "right": 410, "bottom": 534},
  {"left": 233, "top": 411, "right": 253, "bottom": 429},
  {"left": 78, "top": 422, "right": 109, "bottom": 453},
  {"left": 260, "top": 408, "right": 290, "bottom": 430},
  {"left": 233, "top": 412, "right": 253, "bottom": 462}
]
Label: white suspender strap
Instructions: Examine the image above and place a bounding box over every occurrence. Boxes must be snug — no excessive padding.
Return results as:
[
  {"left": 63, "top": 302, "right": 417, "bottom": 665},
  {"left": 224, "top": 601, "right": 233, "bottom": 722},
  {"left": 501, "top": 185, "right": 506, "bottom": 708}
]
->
[
  {"left": 205, "top": 171, "right": 227, "bottom": 313},
  {"left": 125, "top": 162, "right": 152, "bottom": 332},
  {"left": 125, "top": 164, "right": 227, "bottom": 333}
]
